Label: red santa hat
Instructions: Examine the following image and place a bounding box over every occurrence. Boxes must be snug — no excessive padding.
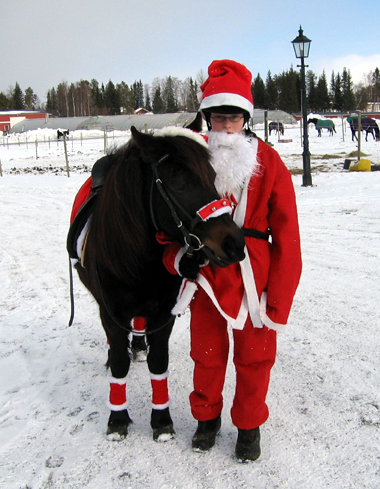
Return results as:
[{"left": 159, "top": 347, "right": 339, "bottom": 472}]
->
[{"left": 199, "top": 59, "right": 254, "bottom": 117}]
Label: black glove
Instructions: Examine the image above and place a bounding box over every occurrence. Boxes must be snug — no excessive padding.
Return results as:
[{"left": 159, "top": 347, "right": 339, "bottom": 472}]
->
[{"left": 178, "top": 249, "right": 207, "bottom": 280}]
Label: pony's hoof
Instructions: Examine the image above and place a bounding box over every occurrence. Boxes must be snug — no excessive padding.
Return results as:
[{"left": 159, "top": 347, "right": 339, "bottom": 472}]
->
[
  {"left": 107, "top": 429, "right": 127, "bottom": 441},
  {"left": 153, "top": 424, "right": 176, "bottom": 442},
  {"left": 107, "top": 410, "right": 132, "bottom": 440}
]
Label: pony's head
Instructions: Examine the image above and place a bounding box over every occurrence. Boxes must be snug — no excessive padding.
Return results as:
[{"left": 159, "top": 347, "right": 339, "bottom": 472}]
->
[{"left": 131, "top": 126, "right": 245, "bottom": 267}]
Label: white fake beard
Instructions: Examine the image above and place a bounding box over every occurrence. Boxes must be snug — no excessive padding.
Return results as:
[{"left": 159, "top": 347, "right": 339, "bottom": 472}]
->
[{"left": 207, "top": 131, "right": 261, "bottom": 198}]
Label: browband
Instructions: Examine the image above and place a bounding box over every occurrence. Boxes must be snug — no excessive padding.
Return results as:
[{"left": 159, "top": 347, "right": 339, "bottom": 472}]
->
[{"left": 196, "top": 199, "right": 232, "bottom": 221}]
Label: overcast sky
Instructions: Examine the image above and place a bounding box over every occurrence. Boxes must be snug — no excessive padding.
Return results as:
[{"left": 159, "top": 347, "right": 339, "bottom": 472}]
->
[{"left": 2, "top": 0, "right": 380, "bottom": 103}]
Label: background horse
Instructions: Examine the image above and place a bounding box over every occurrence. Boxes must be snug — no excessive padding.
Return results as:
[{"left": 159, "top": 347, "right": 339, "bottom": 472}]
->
[
  {"left": 57, "top": 129, "right": 70, "bottom": 139},
  {"left": 349, "top": 117, "right": 380, "bottom": 142},
  {"left": 67, "top": 126, "right": 245, "bottom": 442},
  {"left": 268, "top": 121, "right": 284, "bottom": 135},
  {"left": 308, "top": 118, "right": 336, "bottom": 136}
]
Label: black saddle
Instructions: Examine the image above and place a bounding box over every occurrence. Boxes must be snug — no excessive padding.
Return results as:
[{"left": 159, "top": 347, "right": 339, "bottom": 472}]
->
[{"left": 66, "top": 155, "right": 111, "bottom": 260}]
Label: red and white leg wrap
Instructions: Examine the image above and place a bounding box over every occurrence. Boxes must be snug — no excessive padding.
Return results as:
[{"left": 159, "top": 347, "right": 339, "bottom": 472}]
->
[
  {"left": 151, "top": 371, "right": 171, "bottom": 410},
  {"left": 107, "top": 375, "right": 128, "bottom": 411},
  {"left": 132, "top": 317, "right": 146, "bottom": 332}
]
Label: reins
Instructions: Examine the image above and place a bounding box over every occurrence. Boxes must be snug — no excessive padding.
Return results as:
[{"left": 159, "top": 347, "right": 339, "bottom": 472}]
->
[{"left": 95, "top": 261, "right": 175, "bottom": 336}]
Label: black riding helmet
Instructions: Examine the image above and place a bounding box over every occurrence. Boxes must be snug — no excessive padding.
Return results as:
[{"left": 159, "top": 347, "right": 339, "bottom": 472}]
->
[{"left": 202, "top": 105, "right": 250, "bottom": 131}]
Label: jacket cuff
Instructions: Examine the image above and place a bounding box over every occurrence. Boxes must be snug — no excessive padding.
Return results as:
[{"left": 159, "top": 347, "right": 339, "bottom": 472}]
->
[{"left": 259, "top": 292, "right": 286, "bottom": 333}]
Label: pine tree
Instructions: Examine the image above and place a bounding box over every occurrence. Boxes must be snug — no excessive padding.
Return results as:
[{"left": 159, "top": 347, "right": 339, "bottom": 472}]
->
[
  {"left": 46, "top": 88, "right": 58, "bottom": 116},
  {"left": 24, "top": 87, "right": 38, "bottom": 110},
  {"left": 12, "top": 82, "right": 25, "bottom": 110},
  {"left": 252, "top": 73, "right": 266, "bottom": 108},
  {"left": 144, "top": 84, "right": 152, "bottom": 111},
  {"left": 104, "top": 80, "right": 120, "bottom": 115},
  {"left": 186, "top": 77, "right": 199, "bottom": 112},
  {"left": 315, "top": 71, "right": 331, "bottom": 112},
  {"left": 152, "top": 86, "right": 165, "bottom": 113},
  {"left": 90, "top": 79, "right": 104, "bottom": 114},
  {"left": 341, "top": 68, "right": 356, "bottom": 111},
  {"left": 164, "top": 76, "right": 178, "bottom": 113},
  {"left": 266, "top": 71, "right": 278, "bottom": 110},
  {"left": 332, "top": 72, "right": 343, "bottom": 111},
  {"left": 306, "top": 70, "right": 317, "bottom": 112},
  {"left": 117, "top": 81, "right": 134, "bottom": 114},
  {"left": 132, "top": 80, "right": 144, "bottom": 109},
  {"left": 0, "top": 92, "right": 10, "bottom": 110},
  {"left": 276, "top": 68, "right": 300, "bottom": 113}
]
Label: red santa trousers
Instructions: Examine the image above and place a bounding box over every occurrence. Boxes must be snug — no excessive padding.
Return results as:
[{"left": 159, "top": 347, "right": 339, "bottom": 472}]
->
[{"left": 189, "top": 287, "right": 277, "bottom": 430}]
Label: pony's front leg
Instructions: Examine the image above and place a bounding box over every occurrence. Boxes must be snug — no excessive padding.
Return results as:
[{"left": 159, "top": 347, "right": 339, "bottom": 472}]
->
[
  {"left": 102, "top": 310, "right": 133, "bottom": 439},
  {"left": 147, "top": 317, "right": 176, "bottom": 442}
]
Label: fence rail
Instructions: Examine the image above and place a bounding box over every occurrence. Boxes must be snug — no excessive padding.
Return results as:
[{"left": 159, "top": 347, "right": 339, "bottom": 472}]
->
[{"left": 0, "top": 131, "right": 131, "bottom": 177}]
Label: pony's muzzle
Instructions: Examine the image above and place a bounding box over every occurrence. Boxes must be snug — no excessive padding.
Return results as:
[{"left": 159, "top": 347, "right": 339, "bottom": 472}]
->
[
  {"left": 202, "top": 231, "right": 246, "bottom": 267},
  {"left": 221, "top": 234, "right": 246, "bottom": 263}
]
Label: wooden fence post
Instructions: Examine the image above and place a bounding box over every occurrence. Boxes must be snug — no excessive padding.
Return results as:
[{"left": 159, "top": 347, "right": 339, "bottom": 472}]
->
[
  {"left": 357, "top": 111, "right": 362, "bottom": 161},
  {"left": 63, "top": 135, "right": 70, "bottom": 177}
]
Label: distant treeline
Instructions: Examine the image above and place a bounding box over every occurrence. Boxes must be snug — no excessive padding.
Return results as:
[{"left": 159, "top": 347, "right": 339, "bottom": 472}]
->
[{"left": 2, "top": 66, "right": 380, "bottom": 117}]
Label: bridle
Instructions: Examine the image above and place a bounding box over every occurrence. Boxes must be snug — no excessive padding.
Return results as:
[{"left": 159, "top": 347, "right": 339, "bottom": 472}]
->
[{"left": 150, "top": 154, "right": 232, "bottom": 258}]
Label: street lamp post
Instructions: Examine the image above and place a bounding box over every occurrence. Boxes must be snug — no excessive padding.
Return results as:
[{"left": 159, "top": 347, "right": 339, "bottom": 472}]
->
[{"left": 292, "top": 26, "right": 312, "bottom": 186}]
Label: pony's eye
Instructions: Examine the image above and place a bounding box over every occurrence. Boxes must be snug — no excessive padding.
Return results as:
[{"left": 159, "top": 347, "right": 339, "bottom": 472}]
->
[
  {"left": 169, "top": 179, "right": 186, "bottom": 193},
  {"left": 167, "top": 170, "right": 188, "bottom": 193}
]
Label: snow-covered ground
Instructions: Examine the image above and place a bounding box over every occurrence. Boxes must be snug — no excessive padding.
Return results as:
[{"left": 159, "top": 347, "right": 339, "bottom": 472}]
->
[{"left": 0, "top": 120, "right": 379, "bottom": 488}]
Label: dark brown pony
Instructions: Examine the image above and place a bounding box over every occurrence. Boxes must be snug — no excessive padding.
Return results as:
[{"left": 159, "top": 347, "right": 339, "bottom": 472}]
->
[
  {"left": 349, "top": 117, "right": 380, "bottom": 142},
  {"left": 268, "top": 121, "right": 284, "bottom": 135},
  {"left": 69, "top": 126, "right": 245, "bottom": 442}
]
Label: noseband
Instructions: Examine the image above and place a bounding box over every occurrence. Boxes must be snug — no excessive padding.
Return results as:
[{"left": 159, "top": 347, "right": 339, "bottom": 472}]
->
[{"left": 150, "top": 155, "right": 232, "bottom": 257}]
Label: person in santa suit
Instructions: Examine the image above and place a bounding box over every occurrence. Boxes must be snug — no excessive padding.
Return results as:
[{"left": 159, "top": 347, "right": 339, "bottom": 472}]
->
[{"left": 162, "top": 59, "right": 302, "bottom": 462}]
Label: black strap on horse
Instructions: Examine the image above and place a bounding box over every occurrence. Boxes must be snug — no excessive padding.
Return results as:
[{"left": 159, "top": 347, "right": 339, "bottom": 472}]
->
[
  {"left": 243, "top": 228, "right": 270, "bottom": 241},
  {"left": 150, "top": 155, "right": 204, "bottom": 257},
  {"left": 95, "top": 260, "right": 175, "bottom": 336}
]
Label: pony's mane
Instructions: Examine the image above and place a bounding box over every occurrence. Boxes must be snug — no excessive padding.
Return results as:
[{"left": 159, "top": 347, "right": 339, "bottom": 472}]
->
[{"left": 89, "top": 140, "right": 150, "bottom": 282}]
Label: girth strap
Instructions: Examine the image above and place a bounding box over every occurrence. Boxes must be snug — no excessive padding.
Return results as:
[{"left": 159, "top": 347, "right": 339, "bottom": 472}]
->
[{"left": 243, "top": 228, "right": 270, "bottom": 241}]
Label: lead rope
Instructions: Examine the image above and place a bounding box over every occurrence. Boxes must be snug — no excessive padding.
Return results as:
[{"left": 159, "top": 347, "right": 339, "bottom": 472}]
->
[
  {"left": 68, "top": 258, "right": 75, "bottom": 326},
  {"left": 95, "top": 261, "right": 174, "bottom": 336}
]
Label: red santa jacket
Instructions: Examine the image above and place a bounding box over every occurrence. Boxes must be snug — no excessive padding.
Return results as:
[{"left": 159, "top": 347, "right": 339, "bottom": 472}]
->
[{"left": 162, "top": 136, "right": 302, "bottom": 332}]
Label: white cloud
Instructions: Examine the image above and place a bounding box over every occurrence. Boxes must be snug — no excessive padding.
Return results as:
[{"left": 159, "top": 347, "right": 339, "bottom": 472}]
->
[{"left": 315, "top": 54, "right": 380, "bottom": 84}]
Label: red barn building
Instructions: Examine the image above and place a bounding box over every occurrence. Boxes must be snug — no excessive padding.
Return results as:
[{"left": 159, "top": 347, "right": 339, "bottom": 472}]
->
[{"left": 0, "top": 110, "right": 48, "bottom": 133}]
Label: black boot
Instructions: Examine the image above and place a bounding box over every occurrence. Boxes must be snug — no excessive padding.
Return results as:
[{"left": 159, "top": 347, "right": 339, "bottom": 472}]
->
[
  {"left": 192, "top": 415, "right": 221, "bottom": 452},
  {"left": 235, "top": 427, "right": 261, "bottom": 462}
]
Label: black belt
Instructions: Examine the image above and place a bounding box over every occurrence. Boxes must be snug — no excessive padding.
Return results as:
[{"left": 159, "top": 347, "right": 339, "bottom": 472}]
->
[{"left": 243, "top": 228, "right": 270, "bottom": 241}]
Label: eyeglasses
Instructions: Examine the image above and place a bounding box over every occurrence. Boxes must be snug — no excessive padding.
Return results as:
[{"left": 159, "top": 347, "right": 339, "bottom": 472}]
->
[{"left": 210, "top": 115, "right": 244, "bottom": 123}]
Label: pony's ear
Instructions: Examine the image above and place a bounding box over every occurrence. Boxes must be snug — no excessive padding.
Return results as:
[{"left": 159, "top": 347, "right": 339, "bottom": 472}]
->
[
  {"left": 185, "top": 112, "right": 203, "bottom": 132},
  {"left": 130, "top": 126, "right": 160, "bottom": 161}
]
